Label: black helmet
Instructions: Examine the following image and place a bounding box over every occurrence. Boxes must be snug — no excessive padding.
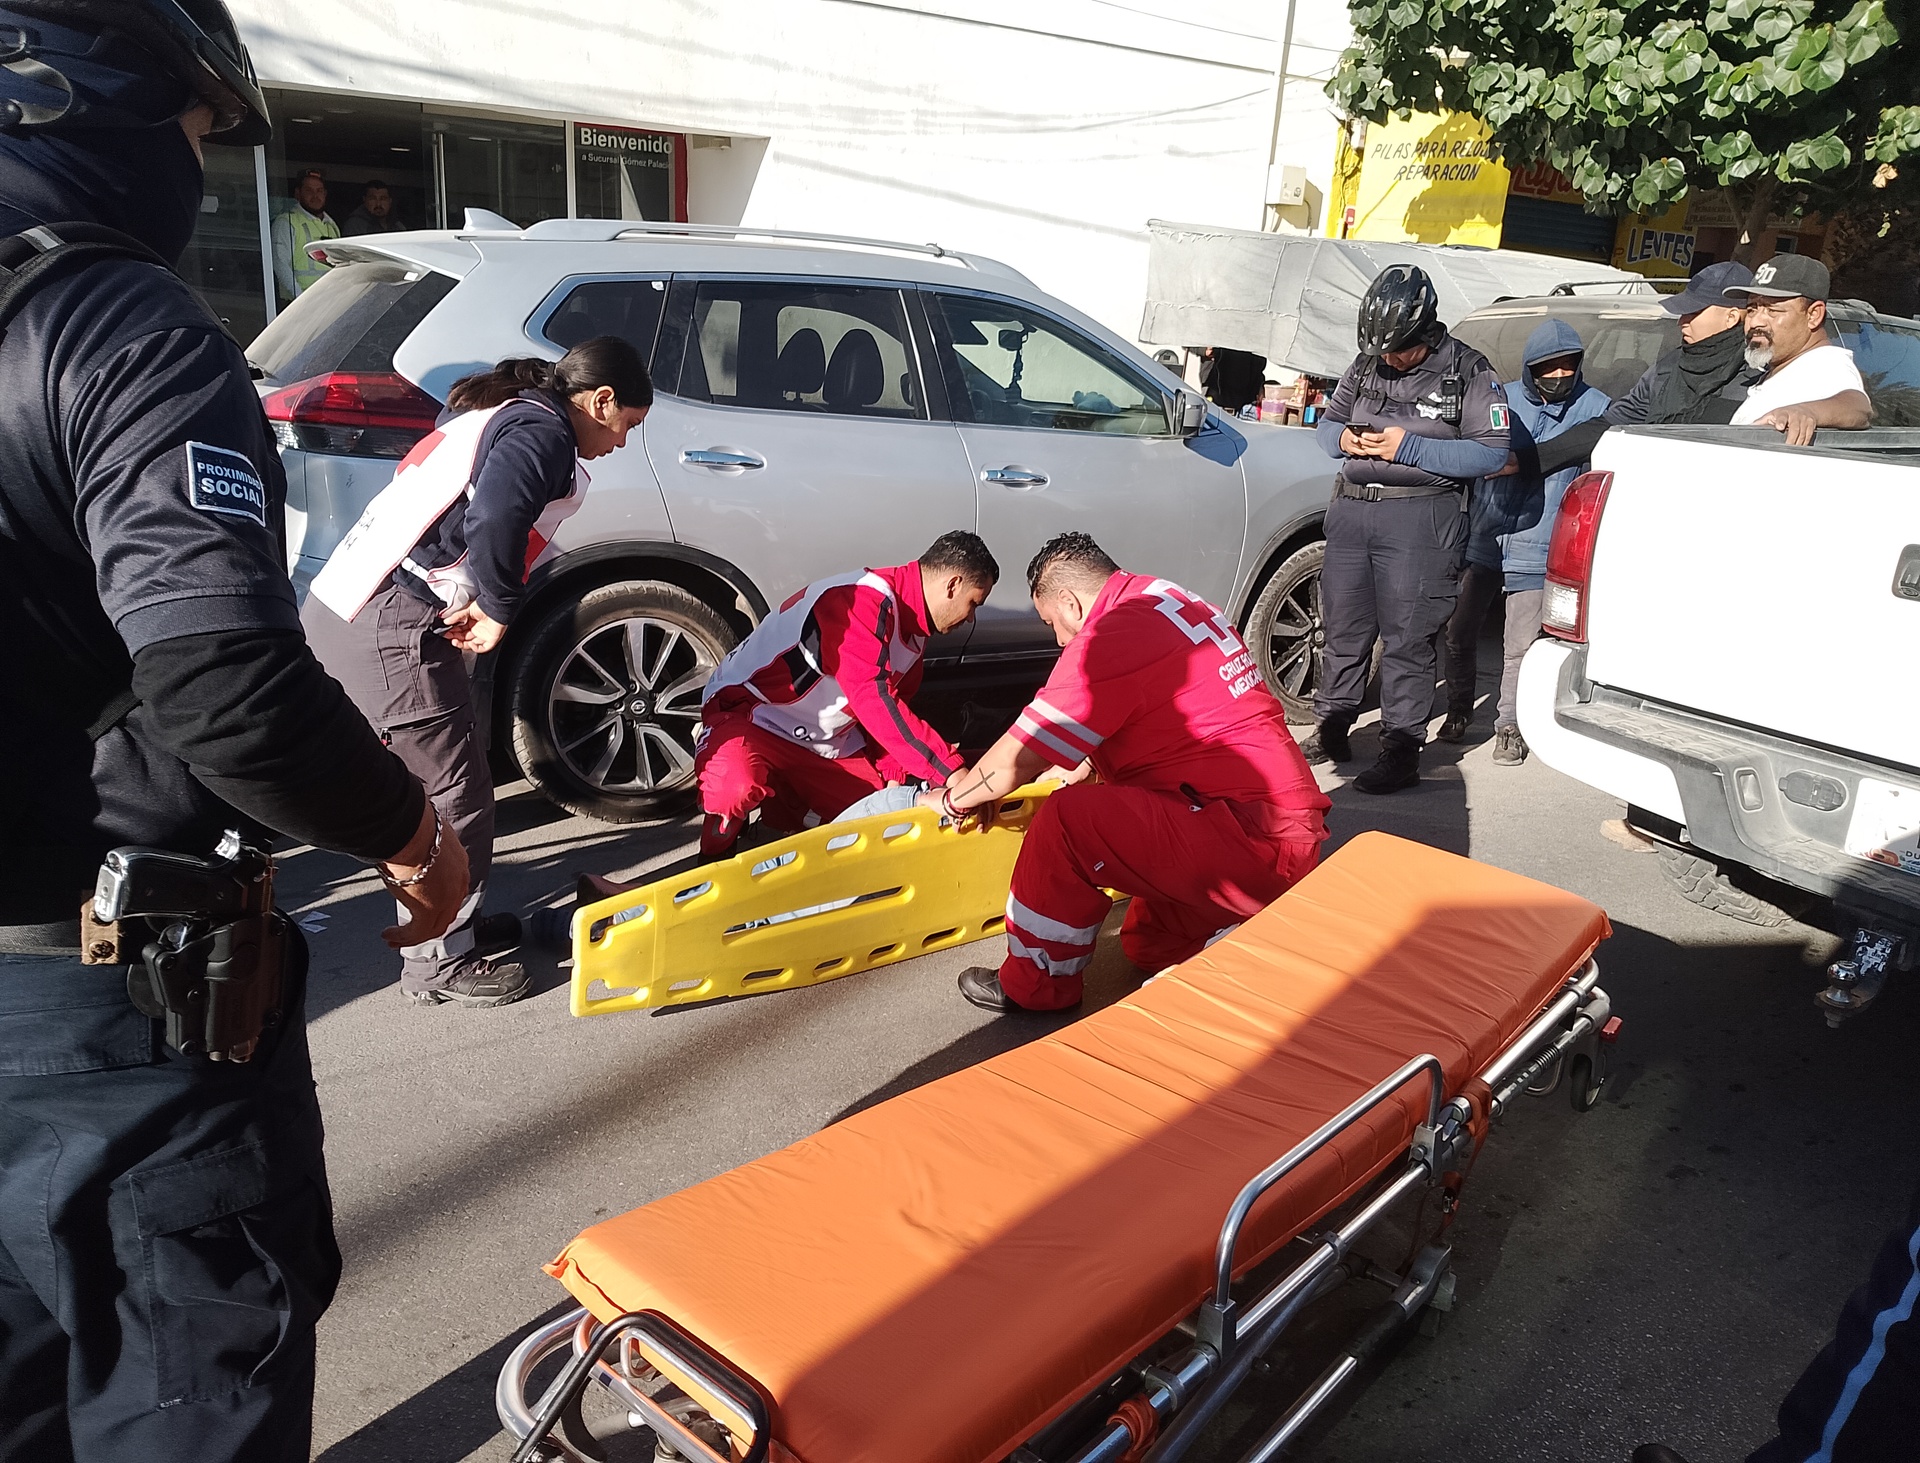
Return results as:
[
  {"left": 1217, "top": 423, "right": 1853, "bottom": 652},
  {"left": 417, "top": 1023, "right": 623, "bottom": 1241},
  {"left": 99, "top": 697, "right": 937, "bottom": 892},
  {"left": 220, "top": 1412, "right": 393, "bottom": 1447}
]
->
[
  {"left": 0, "top": 0, "right": 270, "bottom": 145},
  {"left": 1356, "top": 264, "right": 1440, "bottom": 357}
]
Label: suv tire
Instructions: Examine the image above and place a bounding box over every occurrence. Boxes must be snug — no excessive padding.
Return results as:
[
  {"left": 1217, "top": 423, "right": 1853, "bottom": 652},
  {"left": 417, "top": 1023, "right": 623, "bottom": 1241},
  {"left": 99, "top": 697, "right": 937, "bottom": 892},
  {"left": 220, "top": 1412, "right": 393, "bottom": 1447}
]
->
[
  {"left": 1245, "top": 540, "right": 1380, "bottom": 724},
  {"left": 509, "top": 580, "right": 738, "bottom": 823}
]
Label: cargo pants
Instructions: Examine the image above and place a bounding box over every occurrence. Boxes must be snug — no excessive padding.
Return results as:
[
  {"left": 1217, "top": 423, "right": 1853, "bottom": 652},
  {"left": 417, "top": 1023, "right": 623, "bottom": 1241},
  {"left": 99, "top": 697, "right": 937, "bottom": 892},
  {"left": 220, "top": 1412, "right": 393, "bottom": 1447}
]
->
[{"left": 300, "top": 586, "right": 493, "bottom": 994}]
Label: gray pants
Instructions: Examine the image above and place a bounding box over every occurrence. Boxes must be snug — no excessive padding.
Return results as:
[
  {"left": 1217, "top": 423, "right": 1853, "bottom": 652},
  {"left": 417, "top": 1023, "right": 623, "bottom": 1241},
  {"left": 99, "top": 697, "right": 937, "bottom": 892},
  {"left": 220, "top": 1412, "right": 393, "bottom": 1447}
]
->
[
  {"left": 1442, "top": 563, "right": 1545, "bottom": 730},
  {"left": 300, "top": 586, "right": 493, "bottom": 992},
  {"left": 1312, "top": 490, "right": 1466, "bottom": 745}
]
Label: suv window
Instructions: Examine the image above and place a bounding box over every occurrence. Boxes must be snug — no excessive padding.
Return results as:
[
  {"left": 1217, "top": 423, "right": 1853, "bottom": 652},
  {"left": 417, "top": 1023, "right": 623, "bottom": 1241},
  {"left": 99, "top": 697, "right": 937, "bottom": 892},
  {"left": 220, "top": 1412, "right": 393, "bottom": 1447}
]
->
[
  {"left": 539, "top": 278, "right": 667, "bottom": 358},
  {"left": 247, "top": 261, "right": 454, "bottom": 382},
  {"left": 1453, "top": 307, "right": 1678, "bottom": 400},
  {"left": 933, "top": 293, "right": 1167, "bottom": 434},
  {"left": 1832, "top": 314, "right": 1920, "bottom": 427},
  {"left": 674, "top": 281, "right": 924, "bottom": 419}
]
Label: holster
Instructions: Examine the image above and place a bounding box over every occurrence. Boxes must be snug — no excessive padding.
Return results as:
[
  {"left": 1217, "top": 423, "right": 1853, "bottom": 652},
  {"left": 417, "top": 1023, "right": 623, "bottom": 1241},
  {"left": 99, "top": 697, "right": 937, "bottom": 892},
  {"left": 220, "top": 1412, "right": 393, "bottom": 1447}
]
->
[{"left": 129, "top": 910, "right": 289, "bottom": 1063}]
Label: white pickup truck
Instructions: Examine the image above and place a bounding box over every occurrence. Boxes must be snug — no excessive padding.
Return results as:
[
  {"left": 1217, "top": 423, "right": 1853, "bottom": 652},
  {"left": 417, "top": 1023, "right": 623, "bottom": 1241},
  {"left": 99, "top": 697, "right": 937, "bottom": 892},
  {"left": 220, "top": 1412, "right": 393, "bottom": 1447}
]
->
[{"left": 1517, "top": 424, "right": 1920, "bottom": 1020}]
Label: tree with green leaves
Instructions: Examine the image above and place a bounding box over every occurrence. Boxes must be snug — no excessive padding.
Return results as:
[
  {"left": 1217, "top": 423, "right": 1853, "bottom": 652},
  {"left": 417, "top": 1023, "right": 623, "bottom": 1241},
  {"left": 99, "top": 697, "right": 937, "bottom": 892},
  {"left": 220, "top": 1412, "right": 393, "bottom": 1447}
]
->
[{"left": 1329, "top": 0, "right": 1918, "bottom": 263}]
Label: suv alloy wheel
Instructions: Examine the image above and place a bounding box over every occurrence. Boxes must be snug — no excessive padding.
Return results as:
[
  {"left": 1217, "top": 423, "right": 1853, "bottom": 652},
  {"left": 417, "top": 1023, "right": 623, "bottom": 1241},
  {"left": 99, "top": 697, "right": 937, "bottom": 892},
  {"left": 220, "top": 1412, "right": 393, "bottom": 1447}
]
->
[{"left": 509, "top": 580, "right": 739, "bottom": 823}]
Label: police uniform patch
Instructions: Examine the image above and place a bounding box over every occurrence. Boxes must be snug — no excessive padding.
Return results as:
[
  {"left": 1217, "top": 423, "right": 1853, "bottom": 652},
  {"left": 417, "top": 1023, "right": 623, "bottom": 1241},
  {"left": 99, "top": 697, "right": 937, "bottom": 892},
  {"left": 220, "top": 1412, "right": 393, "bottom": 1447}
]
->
[
  {"left": 1489, "top": 403, "right": 1510, "bottom": 430},
  {"left": 185, "top": 441, "right": 269, "bottom": 527}
]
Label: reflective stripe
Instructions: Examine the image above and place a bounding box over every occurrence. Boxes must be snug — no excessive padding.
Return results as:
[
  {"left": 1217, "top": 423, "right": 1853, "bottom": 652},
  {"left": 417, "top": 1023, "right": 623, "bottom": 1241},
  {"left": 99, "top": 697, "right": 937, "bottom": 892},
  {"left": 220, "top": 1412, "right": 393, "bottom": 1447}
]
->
[
  {"left": 1006, "top": 895, "right": 1101, "bottom": 948},
  {"left": 1012, "top": 712, "right": 1083, "bottom": 766},
  {"left": 1029, "top": 696, "right": 1104, "bottom": 749},
  {"left": 1810, "top": 1220, "right": 1920, "bottom": 1463},
  {"left": 1006, "top": 933, "right": 1092, "bottom": 977}
]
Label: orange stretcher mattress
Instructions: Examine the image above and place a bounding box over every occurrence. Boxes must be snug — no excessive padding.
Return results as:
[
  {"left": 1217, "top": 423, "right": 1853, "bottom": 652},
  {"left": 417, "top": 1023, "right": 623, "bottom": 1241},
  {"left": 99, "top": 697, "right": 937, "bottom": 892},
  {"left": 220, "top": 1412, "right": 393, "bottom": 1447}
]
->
[{"left": 546, "top": 832, "right": 1610, "bottom": 1463}]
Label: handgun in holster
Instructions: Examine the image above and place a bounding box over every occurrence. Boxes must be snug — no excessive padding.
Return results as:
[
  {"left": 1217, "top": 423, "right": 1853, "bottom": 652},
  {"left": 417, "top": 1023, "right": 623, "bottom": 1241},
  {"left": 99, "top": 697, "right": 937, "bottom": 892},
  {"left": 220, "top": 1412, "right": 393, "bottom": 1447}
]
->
[{"left": 91, "top": 830, "right": 289, "bottom": 1063}]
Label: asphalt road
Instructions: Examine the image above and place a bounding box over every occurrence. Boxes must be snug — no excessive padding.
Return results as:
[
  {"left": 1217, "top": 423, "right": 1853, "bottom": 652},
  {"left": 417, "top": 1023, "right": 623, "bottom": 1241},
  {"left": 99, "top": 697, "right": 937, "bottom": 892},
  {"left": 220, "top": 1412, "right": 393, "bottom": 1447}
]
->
[{"left": 287, "top": 666, "right": 1920, "bottom": 1463}]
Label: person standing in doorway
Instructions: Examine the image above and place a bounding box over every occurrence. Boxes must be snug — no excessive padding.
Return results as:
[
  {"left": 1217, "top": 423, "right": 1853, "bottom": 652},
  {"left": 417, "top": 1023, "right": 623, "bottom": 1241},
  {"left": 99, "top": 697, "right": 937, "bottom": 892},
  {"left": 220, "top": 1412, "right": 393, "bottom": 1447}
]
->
[
  {"left": 271, "top": 167, "right": 337, "bottom": 303},
  {"left": 301, "top": 339, "right": 654, "bottom": 1007},
  {"left": 342, "top": 177, "right": 406, "bottom": 235}
]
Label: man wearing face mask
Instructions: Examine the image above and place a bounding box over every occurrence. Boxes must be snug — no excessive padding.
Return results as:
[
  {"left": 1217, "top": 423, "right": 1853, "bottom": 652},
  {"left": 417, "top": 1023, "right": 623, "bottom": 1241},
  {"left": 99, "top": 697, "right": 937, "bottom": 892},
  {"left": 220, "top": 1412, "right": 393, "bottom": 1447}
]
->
[
  {"left": 0, "top": 4, "right": 467, "bottom": 1458},
  {"left": 1440, "top": 321, "right": 1611, "bottom": 764}
]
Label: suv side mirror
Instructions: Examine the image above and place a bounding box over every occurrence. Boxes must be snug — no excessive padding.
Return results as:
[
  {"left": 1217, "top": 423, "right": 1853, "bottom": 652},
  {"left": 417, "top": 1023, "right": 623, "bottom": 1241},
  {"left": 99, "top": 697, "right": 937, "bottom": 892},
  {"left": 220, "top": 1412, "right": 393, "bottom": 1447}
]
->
[{"left": 1171, "top": 387, "right": 1208, "bottom": 437}]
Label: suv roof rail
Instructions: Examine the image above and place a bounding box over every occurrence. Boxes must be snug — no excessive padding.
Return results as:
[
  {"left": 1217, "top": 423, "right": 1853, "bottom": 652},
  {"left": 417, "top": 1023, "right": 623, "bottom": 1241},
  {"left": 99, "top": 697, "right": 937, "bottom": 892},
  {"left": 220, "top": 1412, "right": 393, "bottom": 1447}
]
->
[
  {"left": 514, "top": 216, "right": 1026, "bottom": 279},
  {"left": 1547, "top": 278, "right": 1674, "bottom": 295}
]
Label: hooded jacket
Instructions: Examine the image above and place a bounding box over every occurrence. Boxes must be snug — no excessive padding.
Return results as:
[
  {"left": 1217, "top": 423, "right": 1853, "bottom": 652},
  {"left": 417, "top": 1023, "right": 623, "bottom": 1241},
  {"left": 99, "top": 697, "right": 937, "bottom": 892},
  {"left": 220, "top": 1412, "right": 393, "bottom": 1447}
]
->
[
  {"left": 0, "top": 10, "right": 421, "bottom": 924},
  {"left": 1467, "top": 319, "right": 1611, "bottom": 590}
]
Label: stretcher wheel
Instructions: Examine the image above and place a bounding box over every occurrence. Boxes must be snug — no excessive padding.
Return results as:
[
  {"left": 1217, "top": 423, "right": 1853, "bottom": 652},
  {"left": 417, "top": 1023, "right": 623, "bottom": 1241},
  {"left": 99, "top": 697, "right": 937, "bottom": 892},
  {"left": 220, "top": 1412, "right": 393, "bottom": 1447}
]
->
[{"left": 1568, "top": 1052, "right": 1605, "bottom": 1113}]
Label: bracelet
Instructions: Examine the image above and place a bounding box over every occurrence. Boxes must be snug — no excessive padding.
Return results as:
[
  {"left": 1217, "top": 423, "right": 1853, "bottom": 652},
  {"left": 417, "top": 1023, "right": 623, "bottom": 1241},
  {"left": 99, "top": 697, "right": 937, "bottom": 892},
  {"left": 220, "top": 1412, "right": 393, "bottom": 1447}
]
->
[
  {"left": 939, "top": 787, "right": 962, "bottom": 819},
  {"left": 380, "top": 806, "right": 443, "bottom": 890}
]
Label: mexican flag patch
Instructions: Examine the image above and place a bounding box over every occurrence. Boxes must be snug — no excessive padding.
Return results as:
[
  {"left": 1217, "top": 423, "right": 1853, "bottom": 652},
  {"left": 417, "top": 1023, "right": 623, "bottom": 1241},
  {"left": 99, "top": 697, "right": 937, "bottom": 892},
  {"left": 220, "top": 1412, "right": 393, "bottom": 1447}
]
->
[{"left": 1489, "top": 402, "right": 1510, "bottom": 430}]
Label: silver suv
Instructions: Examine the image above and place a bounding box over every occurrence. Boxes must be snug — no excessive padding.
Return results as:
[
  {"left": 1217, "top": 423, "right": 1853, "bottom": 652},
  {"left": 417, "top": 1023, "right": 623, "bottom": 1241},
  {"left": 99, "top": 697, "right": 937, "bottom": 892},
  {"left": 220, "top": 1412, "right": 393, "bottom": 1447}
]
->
[{"left": 251, "top": 219, "right": 1336, "bottom": 822}]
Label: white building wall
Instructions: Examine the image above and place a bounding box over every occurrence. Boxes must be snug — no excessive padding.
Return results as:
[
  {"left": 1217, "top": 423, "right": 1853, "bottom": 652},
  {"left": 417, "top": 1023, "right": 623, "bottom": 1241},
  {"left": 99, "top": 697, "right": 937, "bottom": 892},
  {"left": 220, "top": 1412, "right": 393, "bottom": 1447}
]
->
[{"left": 230, "top": 0, "right": 1349, "bottom": 341}]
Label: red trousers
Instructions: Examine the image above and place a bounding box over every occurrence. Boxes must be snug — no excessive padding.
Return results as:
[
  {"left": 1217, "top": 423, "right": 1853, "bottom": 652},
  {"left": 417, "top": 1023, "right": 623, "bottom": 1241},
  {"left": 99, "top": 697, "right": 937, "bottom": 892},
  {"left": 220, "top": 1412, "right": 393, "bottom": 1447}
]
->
[
  {"left": 999, "top": 783, "right": 1325, "bottom": 1011},
  {"left": 696, "top": 713, "right": 912, "bottom": 832}
]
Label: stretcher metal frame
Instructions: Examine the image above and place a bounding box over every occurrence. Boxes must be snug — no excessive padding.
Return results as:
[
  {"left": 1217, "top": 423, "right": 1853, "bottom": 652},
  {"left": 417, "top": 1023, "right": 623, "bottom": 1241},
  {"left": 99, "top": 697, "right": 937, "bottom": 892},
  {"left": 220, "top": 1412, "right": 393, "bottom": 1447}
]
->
[{"left": 499, "top": 960, "right": 1612, "bottom": 1463}]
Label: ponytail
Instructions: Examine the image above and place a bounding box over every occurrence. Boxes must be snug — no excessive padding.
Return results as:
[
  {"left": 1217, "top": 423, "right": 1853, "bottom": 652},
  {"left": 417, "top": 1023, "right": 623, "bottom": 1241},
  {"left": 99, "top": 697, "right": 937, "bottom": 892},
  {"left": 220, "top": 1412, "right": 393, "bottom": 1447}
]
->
[{"left": 446, "top": 335, "right": 654, "bottom": 414}]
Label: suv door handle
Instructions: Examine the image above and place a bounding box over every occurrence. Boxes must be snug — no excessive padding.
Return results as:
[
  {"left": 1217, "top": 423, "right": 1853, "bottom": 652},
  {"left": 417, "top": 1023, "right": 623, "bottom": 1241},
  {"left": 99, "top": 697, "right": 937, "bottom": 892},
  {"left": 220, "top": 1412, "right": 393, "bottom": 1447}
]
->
[
  {"left": 982, "top": 466, "right": 1048, "bottom": 489},
  {"left": 681, "top": 448, "right": 766, "bottom": 471}
]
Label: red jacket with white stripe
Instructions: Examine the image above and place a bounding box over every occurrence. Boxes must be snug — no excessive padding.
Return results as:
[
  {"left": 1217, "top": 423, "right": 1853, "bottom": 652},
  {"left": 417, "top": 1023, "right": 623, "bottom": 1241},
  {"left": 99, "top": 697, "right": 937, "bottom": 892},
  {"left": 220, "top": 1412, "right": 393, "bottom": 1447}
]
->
[
  {"left": 1010, "top": 573, "right": 1329, "bottom": 814},
  {"left": 701, "top": 561, "right": 961, "bottom": 783}
]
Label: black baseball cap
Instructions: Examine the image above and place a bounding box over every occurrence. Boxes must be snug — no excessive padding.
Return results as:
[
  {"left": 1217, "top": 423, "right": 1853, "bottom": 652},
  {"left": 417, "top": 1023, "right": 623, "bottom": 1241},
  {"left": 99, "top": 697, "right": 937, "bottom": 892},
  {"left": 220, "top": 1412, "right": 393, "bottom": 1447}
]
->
[
  {"left": 1725, "top": 254, "right": 1830, "bottom": 303},
  {"left": 1662, "top": 260, "right": 1752, "bottom": 316}
]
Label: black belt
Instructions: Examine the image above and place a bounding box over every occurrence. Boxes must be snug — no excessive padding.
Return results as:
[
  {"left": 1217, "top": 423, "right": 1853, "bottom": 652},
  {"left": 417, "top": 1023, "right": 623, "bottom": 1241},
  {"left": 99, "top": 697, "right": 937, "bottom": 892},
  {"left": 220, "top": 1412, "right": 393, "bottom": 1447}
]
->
[
  {"left": 1336, "top": 478, "right": 1462, "bottom": 502},
  {"left": 0, "top": 919, "right": 82, "bottom": 956}
]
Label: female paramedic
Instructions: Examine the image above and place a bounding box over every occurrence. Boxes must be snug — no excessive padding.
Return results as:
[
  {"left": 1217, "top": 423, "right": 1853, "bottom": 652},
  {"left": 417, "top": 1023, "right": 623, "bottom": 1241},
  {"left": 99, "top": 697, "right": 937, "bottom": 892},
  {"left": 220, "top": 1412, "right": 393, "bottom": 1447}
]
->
[{"left": 301, "top": 336, "right": 653, "bottom": 1008}]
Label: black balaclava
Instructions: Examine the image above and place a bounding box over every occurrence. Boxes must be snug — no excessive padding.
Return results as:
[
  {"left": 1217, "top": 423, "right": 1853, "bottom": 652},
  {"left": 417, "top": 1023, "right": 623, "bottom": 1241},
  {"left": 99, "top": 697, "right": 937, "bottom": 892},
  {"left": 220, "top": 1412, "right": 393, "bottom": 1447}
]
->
[{"left": 0, "top": 10, "right": 204, "bottom": 265}]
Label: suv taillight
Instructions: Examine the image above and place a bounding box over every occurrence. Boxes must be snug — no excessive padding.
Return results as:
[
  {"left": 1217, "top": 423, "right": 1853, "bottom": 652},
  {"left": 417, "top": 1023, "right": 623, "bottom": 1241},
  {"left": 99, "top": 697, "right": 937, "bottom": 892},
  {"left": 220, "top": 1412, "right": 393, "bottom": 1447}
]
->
[
  {"left": 261, "top": 372, "right": 440, "bottom": 459},
  {"left": 1541, "top": 469, "right": 1612, "bottom": 643}
]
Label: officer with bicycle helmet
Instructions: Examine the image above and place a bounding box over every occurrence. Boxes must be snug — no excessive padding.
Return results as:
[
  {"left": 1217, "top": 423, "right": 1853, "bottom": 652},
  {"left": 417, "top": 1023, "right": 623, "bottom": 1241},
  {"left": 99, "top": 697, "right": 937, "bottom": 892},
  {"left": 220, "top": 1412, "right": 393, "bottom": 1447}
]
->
[
  {"left": 1301, "top": 264, "right": 1509, "bottom": 794},
  {"left": 0, "top": 5, "right": 467, "bottom": 1456}
]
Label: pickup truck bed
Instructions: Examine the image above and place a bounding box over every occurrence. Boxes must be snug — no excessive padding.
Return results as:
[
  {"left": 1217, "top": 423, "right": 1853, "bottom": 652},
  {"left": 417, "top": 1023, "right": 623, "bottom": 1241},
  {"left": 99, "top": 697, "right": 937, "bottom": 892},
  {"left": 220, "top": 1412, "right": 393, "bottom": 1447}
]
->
[{"left": 1519, "top": 425, "right": 1920, "bottom": 997}]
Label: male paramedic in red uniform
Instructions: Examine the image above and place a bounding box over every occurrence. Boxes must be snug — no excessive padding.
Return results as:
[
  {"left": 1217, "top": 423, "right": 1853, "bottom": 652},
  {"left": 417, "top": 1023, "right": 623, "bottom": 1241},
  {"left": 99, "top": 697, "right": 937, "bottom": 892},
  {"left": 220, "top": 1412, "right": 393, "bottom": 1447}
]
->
[
  {"left": 939, "top": 532, "right": 1331, "bottom": 1012},
  {"left": 696, "top": 531, "right": 1000, "bottom": 857}
]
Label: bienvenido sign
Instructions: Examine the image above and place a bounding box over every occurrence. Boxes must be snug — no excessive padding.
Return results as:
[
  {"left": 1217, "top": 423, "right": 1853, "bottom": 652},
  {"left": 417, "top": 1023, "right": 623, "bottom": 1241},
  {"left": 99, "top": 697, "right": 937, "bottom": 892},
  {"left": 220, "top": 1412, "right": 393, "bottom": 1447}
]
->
[{"left": 575, "top": 124, "right": 673, "bottom": 170}]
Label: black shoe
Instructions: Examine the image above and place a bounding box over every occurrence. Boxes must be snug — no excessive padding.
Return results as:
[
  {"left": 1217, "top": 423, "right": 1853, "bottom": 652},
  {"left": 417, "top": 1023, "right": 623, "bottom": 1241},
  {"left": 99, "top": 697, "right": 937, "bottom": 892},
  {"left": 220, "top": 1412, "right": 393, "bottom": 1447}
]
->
[
  {"left": 407, "top": 956, "right": 531, "bottom": 1008},
  {"left": 473, "top": 912, "right": 523, "bottom": 956},
  {"left": 1436, "top": 708, "right": 1472, "bottom": 743},
  {"left": 959, "top": 967, "right": 1012, "bottom": 1012},
  {"left": 1491, "top": 725, "right": 1529, "bottom": 766},
  {"left": 1298, "top": 717, "right": 1354, "bottom": 764},
  {"left": 1354, "top": 738, "right": 1421, "bottom": 794},
  {"left": 1632, "top": 1448, "right": 1693, "bottom": 1463}
]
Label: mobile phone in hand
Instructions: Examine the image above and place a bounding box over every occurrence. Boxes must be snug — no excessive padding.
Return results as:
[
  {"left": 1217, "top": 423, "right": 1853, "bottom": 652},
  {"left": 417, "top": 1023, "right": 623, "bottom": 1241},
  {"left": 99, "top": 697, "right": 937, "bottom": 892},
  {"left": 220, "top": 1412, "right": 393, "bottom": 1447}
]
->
[{"left": 1347, "top": 422, "right": 1377, "bottom": 436}]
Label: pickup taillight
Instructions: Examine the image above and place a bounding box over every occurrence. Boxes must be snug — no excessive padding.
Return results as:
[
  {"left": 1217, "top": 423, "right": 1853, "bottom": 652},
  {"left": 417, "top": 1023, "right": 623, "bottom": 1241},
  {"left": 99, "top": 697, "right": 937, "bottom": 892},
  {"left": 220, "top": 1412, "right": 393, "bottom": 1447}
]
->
[
  {"left": 260, "top": 371, "right": 441, "bottom": 459},
  {"left": 1541, "top": 469, "right": 1613, "bottom": 643}
]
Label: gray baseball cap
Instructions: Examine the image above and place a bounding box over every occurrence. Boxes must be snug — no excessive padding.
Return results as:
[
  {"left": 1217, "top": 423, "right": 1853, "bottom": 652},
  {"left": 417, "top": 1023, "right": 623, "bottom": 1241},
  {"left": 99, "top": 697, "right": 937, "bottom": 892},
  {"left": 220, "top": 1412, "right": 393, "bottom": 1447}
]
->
[
  {"left": 1662, "top": 260, "right": 1753, "bottom": 316},
  {"left": 1725, "top": 254, "right": 1830, "bottom": 303}
]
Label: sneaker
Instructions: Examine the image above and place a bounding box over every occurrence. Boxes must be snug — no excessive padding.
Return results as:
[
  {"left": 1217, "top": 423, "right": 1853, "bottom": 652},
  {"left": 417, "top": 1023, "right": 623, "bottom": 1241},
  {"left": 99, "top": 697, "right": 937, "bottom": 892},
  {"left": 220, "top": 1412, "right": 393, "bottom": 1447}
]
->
[
  {"left": 1436, "top": 708, "right": 1472, "bottom": 743},
  {"left": 406, "top": 956, "right": 531, "bottom": 1008},
  {"left": 1298, "top": 718, "right": 1353, "bottom": 764},
  {"left": 1353, "top": 737, "right": 1421, "bottom": 794},
  {"left": 1492, "top": 725, "right": 1529, "bottom": 766},
  {"left": 473, "top": 912, "right": 522, "bottom": 956}
]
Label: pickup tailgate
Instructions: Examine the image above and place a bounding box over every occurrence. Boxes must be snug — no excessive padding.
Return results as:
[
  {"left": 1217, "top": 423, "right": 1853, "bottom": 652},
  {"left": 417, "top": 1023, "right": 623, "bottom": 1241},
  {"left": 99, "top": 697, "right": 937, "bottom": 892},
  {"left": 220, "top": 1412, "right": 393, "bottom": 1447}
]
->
[{"left": 1584, "top": 429, "right": 1920, "bottom": 770}]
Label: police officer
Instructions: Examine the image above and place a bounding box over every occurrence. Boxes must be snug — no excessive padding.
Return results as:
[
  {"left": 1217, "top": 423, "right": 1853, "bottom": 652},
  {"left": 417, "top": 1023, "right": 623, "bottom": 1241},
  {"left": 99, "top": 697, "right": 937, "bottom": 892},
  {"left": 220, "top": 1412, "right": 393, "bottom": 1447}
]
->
[
  {"left": 1302, "top": 264, "right": 1509, "bottom": 794},
  {"left": 0, "top": 6, "right": 467, "bottom": 1459}
]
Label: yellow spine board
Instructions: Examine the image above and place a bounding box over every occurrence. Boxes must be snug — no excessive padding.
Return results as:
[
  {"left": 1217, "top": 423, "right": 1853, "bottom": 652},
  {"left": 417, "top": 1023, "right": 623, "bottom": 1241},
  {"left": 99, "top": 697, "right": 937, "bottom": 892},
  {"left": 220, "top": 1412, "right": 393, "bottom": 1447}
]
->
[{"left": 569, "top": 785, "right": 1054, "bottom": 1016}]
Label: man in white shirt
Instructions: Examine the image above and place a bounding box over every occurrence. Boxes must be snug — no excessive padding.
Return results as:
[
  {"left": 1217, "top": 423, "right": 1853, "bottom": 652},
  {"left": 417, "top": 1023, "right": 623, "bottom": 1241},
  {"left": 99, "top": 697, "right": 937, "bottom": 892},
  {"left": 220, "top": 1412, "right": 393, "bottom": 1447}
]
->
[{"left": 1725, "top": 255, "right": 1871, "bottom": 444}]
